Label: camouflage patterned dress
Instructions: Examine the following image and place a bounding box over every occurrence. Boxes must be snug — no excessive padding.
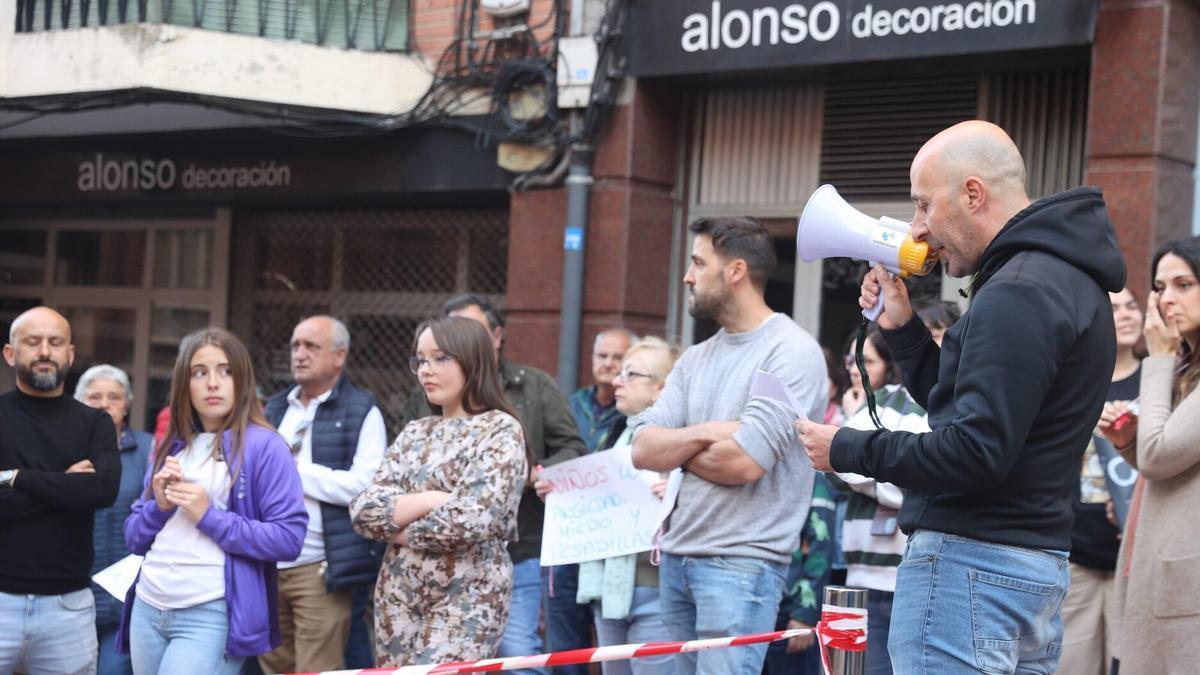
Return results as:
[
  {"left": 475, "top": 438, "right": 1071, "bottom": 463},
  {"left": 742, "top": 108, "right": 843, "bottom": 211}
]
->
[{"left": 349, "top": 410, "right": 527, "bottom": 667}]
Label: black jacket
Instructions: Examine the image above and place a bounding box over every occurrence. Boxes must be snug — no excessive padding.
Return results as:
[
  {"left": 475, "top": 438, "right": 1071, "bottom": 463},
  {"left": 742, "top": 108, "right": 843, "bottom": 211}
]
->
[{"left": 832, "top": 187, "right": 1127, "bottom": 551}]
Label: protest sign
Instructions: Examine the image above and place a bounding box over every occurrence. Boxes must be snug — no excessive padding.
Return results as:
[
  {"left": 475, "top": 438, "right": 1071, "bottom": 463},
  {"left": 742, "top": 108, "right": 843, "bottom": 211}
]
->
[{"left": 540, "top": 445, "right": 665, "bottom": 566}]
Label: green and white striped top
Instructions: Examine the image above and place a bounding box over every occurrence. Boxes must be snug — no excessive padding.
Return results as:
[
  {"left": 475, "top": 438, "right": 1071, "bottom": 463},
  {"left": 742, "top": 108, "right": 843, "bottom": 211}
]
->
[{"left": 835, "top": 384, "right": 929, "bottom": 592}]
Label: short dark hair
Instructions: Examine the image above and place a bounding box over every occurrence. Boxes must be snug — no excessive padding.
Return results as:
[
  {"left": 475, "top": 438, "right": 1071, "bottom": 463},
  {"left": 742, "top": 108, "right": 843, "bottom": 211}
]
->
[
  {"left": 441, "top": 293, "right": 506, "bottom": 331},
  {"left": 688, "top": 217, "right": 776, "bottom": 292}
]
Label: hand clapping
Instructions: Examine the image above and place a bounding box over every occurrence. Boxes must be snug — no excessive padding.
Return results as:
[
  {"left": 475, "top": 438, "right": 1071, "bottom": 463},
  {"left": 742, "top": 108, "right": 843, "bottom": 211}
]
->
[
  {"left": 151, "top": 456, "right": 184, "bottom": 512},
  {"left": 165, "top": 479, "right": 211, "bottom": 523}
]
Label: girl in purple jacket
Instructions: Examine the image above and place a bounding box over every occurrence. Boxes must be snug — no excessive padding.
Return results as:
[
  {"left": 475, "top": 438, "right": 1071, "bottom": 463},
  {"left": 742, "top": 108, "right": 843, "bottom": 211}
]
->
[{"left": 118, "top": 328, "right": 307, "bottom": 674}]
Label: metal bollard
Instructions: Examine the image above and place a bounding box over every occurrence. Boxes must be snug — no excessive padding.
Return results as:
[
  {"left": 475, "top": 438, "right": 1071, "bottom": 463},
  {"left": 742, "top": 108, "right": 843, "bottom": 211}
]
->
[{"left": 823, "top": 585, "right": 868, "bottom": 675}]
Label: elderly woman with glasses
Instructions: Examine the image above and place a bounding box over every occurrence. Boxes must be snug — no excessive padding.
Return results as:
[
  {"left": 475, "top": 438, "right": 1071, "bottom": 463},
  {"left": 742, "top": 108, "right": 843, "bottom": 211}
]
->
[
  {"left": 559, "top": 336, "right": 681, "bottom": 675},
  {"left": 74, "top": 364, "right": 154, "bottom": 675}
]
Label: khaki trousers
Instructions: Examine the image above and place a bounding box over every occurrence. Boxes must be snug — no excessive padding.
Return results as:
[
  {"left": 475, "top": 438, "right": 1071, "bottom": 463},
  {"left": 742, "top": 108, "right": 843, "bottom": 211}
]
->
[
  {"left": 1058, "top": 562, "right": 1117, "bottom": 675},
  {"left": 258, "top": 561, "right": 353, "bottom": 674}
]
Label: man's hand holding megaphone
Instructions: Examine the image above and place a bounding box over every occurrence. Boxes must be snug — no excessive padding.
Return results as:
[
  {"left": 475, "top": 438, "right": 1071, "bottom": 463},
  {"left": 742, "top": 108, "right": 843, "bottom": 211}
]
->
[
  {"left": 801, "top": 265, "right": 919, "bottom": 470},
  {"left": 860, "top": 265, "right": 915, "bottom": 331}
]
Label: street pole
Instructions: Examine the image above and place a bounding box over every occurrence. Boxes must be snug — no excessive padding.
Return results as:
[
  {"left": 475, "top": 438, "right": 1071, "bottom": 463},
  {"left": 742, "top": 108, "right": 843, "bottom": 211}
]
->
[{"left": 556, "top": 144, "right": 594, "bottom": 393}]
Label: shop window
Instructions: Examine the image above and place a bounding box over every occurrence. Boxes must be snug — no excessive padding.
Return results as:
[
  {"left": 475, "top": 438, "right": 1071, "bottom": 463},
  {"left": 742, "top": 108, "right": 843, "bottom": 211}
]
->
[
  {"left": 154, "top": 230, "right": 214, "bottom": 290},
  {"left": 0, "top": 231, "right": 46, "bottom": 285},
  {"left": 236, "top": 207, "right": 509, "bottom": 436},
  {"left": 57, "top": 306, "right": 138, "bottom": 400},
  {"left": 55, "top": 230, "right": 146, "bottom": 287}
]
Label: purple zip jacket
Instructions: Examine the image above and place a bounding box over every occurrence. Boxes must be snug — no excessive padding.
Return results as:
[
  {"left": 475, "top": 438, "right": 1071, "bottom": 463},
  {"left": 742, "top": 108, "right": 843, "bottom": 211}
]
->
[{"left": 116, "top": 423, "right": 308, "bottom": 657}]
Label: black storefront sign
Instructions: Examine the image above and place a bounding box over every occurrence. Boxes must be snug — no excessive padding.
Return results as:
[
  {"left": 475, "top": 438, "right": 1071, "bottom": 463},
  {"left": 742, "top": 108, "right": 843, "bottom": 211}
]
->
[
  {"left": 0, "top": 123, "right": 511, "bottom": 207},
  {"left": 628, "top": 0, "right": 1098, "bottom": 77}
]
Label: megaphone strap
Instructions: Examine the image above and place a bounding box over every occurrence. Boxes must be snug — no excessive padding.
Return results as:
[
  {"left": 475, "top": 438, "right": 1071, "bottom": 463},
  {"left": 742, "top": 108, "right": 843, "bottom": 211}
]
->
[{"left": 855, "top": 319, "right": 885, "bottom": 431}]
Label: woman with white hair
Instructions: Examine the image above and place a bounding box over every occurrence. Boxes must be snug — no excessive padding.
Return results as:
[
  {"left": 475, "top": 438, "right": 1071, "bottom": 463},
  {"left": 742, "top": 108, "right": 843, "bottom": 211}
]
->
[{"left": 75, "top": 365, "right": 153, "bottom": 675}]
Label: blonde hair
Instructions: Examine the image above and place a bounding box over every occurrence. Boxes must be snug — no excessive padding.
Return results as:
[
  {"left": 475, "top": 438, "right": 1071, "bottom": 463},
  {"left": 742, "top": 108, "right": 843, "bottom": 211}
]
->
[{"left": 623, "top": 336, "right": 681, "bottom": 383}]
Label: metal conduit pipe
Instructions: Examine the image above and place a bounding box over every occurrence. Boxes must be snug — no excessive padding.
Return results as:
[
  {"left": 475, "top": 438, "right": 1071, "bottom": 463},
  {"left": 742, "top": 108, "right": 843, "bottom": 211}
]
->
[{"left": 555, "top": 143, "right": 594, "bottom": 393}]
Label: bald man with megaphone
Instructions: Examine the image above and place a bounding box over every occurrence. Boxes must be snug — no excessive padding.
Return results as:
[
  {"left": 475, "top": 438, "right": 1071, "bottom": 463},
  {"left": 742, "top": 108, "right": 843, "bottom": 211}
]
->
[{"left": 797, "top": 120, "right": 1126, "bottom": 675}]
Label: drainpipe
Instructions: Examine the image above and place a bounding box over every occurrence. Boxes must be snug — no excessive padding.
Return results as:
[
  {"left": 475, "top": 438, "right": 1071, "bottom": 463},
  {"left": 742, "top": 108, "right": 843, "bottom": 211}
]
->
[{"left": 556, "top": 143, "right": 594, "bottom": 393}]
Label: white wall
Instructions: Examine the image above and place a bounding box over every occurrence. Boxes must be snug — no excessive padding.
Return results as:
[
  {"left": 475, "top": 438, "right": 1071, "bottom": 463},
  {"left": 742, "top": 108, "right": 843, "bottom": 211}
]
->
[{"left": 2, "top": 23, "right": 432, "bottom": 115}]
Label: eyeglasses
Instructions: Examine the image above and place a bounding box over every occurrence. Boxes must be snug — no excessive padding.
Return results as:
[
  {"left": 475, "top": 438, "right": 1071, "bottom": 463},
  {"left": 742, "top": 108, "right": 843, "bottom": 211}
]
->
[
  {"left": 408, "top": 354, "right": 456, "bottom": 375},
  {"left": 618, "top": 367, "right": 654, "bottom": 382}
]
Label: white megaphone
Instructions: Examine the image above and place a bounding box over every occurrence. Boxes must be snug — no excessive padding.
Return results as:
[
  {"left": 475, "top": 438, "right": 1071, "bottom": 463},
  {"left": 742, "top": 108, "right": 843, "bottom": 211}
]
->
[{"left": 797, "top": 184, "right": 938, "bottom": 321}]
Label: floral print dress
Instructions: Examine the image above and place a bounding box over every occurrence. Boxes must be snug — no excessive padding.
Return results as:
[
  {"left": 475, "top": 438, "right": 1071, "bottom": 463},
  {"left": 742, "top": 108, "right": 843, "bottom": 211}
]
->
[{"left": 350, "top": 410, "right": 527, "bottom": 667}]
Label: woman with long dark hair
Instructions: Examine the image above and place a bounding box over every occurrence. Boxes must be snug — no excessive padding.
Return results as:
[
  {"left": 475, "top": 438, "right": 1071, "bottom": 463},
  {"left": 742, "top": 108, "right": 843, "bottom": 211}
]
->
[
  {"left": 350, "top": 316, "right": 528, "bottom": 667},
  {"left": 1099, "top": 237, "right": 1200, "bottom": 673},
  {"left": 117, "top": 328, "right": 307, "bottom": 674}
]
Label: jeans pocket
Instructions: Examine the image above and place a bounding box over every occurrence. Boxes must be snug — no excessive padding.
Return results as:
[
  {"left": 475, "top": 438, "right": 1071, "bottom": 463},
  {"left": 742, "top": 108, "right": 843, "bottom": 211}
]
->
[
  {"left": 969, "top": 570, "right": 1058, "bottom": 675},
  {"left": 58, "top": 588, "right": 95, "bottom": 612}
]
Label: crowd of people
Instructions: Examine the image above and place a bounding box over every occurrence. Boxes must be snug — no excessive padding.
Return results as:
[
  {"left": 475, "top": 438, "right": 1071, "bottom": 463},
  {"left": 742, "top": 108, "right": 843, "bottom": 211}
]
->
[{"left": 2, "top": 120, "right": 1198, "bottom": 675}]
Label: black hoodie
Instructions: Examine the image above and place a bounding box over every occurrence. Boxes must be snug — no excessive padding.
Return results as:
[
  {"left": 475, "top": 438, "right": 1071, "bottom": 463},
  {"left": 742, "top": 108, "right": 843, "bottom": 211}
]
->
[{"left": 831, "top": 187, "right": 1127, "bottom": 551}]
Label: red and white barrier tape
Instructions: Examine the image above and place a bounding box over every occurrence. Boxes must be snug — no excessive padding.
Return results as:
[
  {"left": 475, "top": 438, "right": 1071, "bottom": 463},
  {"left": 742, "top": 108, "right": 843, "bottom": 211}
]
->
[
  {"left": 815, "top": 604, "right": 869, "bottom": 674},
  {"left": 294, "top": 604, "right": 866, "bottom": 675}
]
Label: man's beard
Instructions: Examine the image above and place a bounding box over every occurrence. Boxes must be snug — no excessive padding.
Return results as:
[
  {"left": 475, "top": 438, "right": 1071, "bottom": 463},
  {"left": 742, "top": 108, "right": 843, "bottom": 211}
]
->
[
  {"left": 17, "top": 359, "right": 64, "bottom": 391},
  {"left": 687, "top": 286, "right": 729, "bottom": 322}
]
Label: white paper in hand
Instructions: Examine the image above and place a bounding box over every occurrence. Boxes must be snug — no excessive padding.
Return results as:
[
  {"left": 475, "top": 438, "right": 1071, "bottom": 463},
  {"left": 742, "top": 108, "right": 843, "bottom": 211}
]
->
[
  {"left": 92, "top": 554, "right": 142, "bottom": 600},
  {"left": 749, "top": 370, "right": 808, "bottom": 420},
  {"left": 656, "top": 468, "right": 683, "bottom": 527}
]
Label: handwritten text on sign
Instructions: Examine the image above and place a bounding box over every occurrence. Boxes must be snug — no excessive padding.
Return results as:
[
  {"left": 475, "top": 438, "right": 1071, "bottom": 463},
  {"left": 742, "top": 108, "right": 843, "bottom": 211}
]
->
[{"left": 540, "top": 446, "right": 663, "bottom": 566}]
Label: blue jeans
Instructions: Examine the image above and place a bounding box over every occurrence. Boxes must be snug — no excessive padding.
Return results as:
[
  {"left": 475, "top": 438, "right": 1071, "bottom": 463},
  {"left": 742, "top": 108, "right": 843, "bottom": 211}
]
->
[
  {"left": 344, "top": 585, "right": 375, "bottom": 668},
  {"left": 130, "top": 597, "right": 244, "bottom": 675},
  {"left": 0, "top": 588, "right": 98, "bottom": 675},
  {"left": 889, "top": 531, "right": 1069, "bottom": 675},
  {"left": 499, "top": 557, "right": 547, "bottom": 675},
  {"left": 658, "top": 553, "right": 787, "bottom": 675},
  {"left": 592, "top": 586, "right": 675, "bottom": 675},
  {"left": 866, "top": 589, "right": 894, "bottom": 675},
  {"left": 98, "top": 623, "right": 133, "bottom": 675},
  {"left": 544, "top": 563, "right": 592, "bottom": 675}
]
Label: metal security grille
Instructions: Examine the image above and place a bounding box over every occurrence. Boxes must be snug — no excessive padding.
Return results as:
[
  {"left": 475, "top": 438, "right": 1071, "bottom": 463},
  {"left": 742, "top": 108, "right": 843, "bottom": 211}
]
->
[
  {"left": 233, "top": 208, "right": 508, "bottom": 436},
  {"left": 981, "top": 67, "right": 1089, "bottom": 199},
  {"left": 689, "top": 84, "right": 824, "bottom": 217},
  {"left": 820, "top": 76, "right": 980, "bottom": 200}
]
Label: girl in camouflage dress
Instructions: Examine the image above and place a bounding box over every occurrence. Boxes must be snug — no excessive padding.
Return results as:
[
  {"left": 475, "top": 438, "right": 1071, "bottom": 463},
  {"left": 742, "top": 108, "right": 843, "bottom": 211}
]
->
[{"left": 350, "top": 317, "right": 528, "bottom": 667}]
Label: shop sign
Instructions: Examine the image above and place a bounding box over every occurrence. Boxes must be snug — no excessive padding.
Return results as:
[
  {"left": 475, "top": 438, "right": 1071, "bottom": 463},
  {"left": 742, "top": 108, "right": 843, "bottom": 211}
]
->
[
  {"left": 628, "top": 0, "right": 1098, "bottom": 77},
  {"left": 76, "top": 153, "right": 292, "bottom": 193},
  {"left": 0, "top": 125, "right": 511, "bottom": 206}
]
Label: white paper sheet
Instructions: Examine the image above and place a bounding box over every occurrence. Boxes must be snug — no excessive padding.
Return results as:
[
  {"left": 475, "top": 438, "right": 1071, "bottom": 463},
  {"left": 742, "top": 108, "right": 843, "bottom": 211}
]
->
[
  {"left": 91, "top": 554, "right": 142, "bottom": 600},
  {"left": 749, "top": 369, "right": 809, "bottom": 420}
]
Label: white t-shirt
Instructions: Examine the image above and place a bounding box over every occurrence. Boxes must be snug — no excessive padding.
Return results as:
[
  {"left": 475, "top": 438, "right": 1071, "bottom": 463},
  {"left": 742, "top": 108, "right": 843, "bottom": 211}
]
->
[{"left": 137, "top": 432, "right": 232, "bottom": 610}]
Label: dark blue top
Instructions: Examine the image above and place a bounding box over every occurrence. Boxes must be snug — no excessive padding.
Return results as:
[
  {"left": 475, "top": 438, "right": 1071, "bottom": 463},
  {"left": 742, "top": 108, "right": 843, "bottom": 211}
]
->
[{"left": 90, "top": 425, "right": 152, "bottom": 627}]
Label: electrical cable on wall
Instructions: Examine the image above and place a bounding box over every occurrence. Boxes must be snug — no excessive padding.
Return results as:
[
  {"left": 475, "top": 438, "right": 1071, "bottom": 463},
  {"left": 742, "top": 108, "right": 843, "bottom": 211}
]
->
[{"left": 0, "top": 0, "right": 630, "bottom": 187}]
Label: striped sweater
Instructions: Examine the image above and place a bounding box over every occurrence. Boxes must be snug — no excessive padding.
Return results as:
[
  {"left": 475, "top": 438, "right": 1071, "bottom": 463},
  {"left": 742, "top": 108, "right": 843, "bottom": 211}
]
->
[{"left": 835, "top": 384, "right": 929, "bottom": 592}]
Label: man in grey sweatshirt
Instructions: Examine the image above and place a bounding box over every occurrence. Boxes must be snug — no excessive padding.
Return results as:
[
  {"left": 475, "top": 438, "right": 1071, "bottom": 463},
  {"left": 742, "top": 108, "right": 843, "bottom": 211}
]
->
[{"left": 632, "top": 217, "right": 827, "bottom": 675}]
